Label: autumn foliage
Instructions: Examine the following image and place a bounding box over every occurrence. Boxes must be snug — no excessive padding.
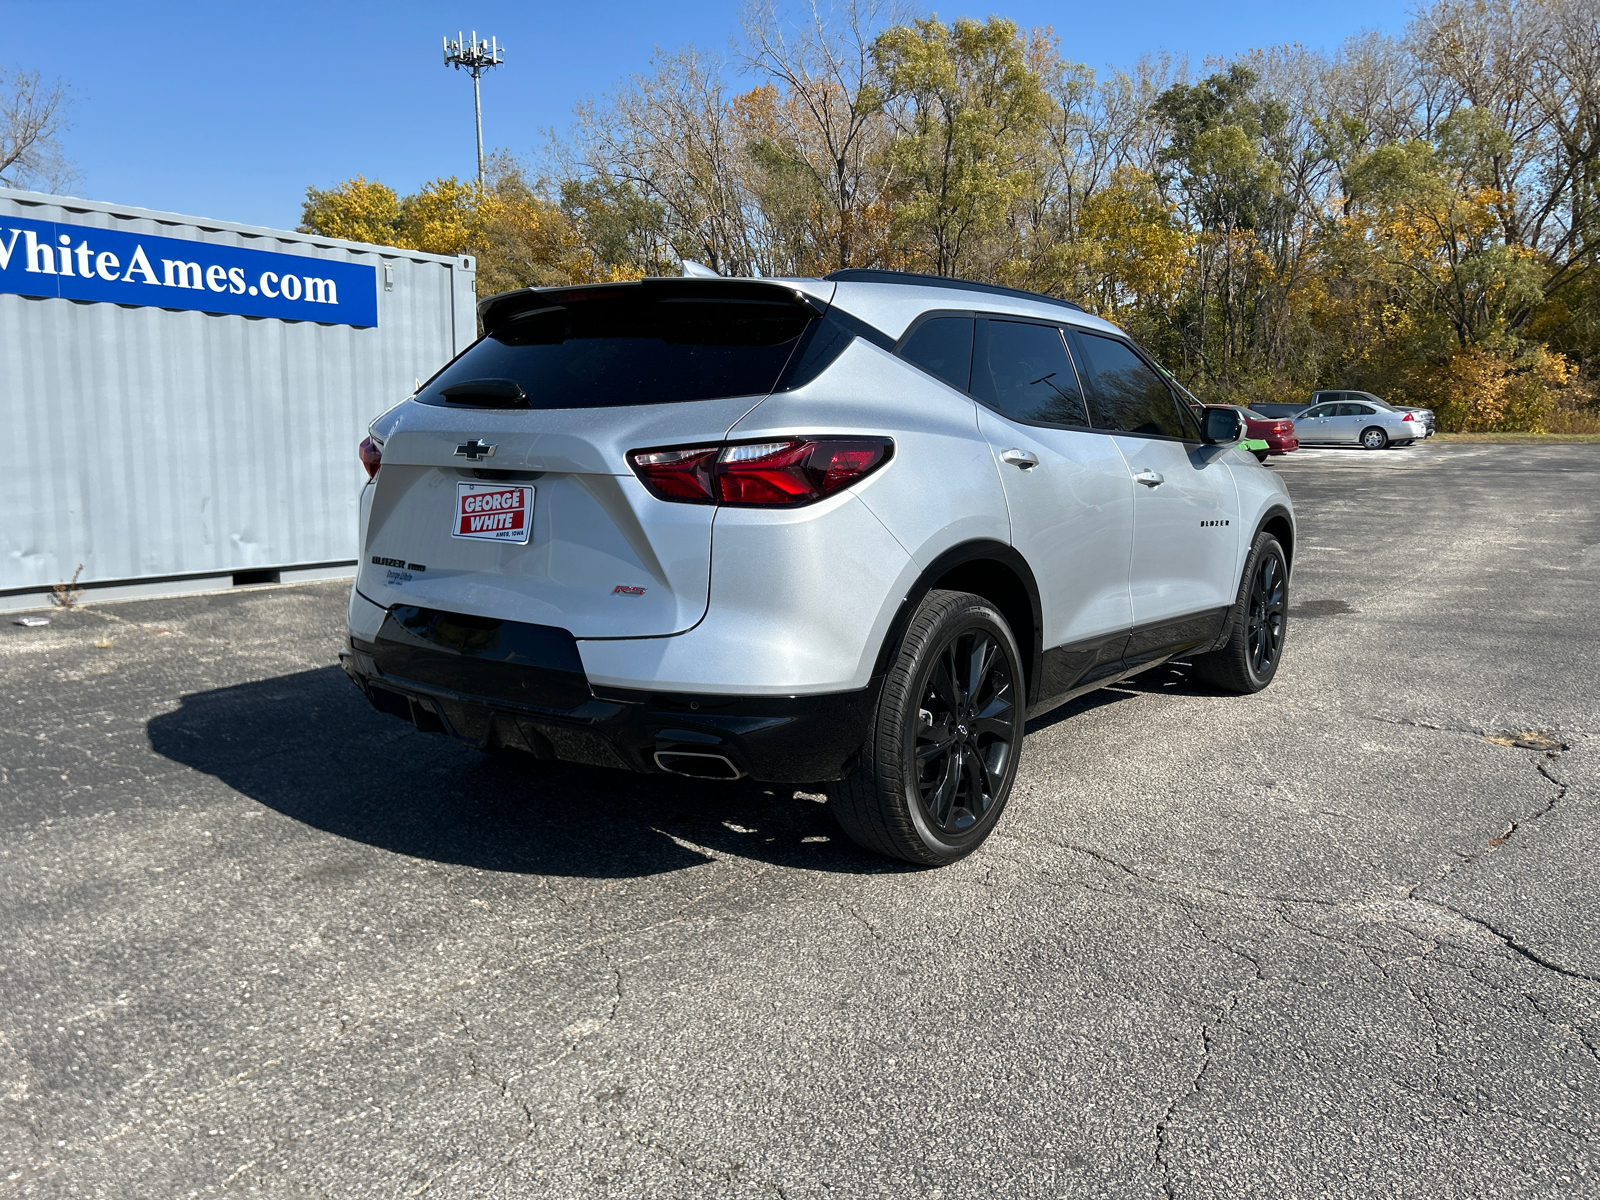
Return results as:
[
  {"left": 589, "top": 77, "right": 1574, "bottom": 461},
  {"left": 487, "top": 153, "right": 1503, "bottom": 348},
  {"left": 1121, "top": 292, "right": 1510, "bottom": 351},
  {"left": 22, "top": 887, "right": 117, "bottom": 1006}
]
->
[{"left": 301, "top": 0, "right": 1600, "bottom": 432}]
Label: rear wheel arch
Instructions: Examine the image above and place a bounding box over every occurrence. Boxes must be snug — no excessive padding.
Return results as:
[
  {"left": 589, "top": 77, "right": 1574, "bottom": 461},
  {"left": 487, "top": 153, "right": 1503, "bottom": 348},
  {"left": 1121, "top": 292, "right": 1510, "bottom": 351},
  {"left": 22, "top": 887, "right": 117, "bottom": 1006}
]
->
[{"left": 872, "top": 541, "right": 1043, "bottom": 705}]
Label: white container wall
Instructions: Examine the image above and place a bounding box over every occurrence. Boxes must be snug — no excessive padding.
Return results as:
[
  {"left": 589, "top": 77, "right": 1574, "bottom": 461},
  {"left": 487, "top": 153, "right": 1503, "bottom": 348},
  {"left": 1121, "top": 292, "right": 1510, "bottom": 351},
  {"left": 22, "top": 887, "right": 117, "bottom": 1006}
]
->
[{"left": 0, "top": 187, "right": 476, "bottom": 602}]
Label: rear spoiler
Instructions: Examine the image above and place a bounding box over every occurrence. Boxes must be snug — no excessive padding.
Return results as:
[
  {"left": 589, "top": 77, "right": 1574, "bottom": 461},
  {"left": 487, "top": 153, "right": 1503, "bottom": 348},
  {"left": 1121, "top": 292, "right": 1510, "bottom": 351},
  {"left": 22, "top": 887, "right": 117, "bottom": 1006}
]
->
[{"left": 477, "top": 277, "right": 828, "bottom": 338}]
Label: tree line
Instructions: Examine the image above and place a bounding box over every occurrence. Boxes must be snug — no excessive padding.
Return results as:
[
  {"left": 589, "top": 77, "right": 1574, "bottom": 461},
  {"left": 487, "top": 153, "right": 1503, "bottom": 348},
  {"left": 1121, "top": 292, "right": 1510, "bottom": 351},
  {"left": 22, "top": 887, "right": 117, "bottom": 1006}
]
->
[{"left": 300, "top": 0, "right": 1600, "bottom": 432}]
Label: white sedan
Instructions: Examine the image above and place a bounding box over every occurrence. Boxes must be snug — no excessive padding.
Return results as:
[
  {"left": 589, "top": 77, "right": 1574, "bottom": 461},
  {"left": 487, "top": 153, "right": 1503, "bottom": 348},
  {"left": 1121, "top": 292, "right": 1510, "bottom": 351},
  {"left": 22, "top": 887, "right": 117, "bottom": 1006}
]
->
[{"left": 1292, "top": 398, "right": 1422, "bottom": 449}]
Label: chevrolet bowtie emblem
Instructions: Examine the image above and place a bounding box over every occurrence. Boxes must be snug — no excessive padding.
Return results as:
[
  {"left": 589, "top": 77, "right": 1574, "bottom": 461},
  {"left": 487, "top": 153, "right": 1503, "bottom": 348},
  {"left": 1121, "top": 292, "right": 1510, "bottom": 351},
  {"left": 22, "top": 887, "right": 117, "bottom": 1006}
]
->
[{"left": 454, "top": 440, "right": 497, "bottom": 461}]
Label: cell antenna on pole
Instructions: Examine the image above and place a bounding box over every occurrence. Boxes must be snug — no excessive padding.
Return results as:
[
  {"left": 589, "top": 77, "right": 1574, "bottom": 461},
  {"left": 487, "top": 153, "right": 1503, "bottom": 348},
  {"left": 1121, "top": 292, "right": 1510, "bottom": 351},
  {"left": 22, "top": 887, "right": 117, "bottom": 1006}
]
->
[{"left": 442, "top": 31, "right": 505, "bottom": 193}]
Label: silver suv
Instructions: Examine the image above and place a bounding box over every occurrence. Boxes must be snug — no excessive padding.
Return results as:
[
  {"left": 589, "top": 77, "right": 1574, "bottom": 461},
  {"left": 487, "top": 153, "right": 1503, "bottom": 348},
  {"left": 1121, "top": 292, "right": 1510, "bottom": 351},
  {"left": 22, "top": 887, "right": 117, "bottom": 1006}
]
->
[{"left": 342, "top": 270, "right": 1295, "bottom": 864}]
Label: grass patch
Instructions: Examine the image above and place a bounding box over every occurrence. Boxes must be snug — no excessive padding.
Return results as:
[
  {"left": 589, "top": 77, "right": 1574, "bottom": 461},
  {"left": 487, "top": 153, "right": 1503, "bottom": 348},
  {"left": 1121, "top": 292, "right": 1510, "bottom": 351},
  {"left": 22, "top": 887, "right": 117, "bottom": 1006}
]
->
[{"left": 1432, "top": 432, "right": 1600, "bottom": 444}]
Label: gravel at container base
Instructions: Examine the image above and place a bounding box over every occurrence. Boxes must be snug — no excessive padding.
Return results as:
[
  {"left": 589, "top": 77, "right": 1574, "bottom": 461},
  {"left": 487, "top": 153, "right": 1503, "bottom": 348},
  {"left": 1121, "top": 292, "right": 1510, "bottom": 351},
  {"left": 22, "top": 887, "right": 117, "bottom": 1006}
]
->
[{"left": 0, "top": 441, "right": 1596, "bottom": 1199}]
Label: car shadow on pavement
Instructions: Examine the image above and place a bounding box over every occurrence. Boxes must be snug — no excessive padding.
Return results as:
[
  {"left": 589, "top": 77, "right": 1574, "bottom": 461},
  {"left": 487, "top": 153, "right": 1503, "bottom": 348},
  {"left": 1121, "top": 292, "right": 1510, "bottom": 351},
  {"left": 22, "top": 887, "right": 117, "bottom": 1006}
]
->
[
  {"left": 1024, "top": 684, "right": 1140, "bottom": 735},
  {"left": 147, "top": 666, "right": 910, "bottom": 880}
]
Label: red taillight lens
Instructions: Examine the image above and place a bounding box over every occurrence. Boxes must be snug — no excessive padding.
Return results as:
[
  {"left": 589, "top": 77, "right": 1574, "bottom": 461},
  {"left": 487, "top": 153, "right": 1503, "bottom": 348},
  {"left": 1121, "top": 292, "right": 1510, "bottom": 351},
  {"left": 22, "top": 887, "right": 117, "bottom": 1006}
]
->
[
  {"left": 629, "top": 438, "right": 893, "bottom": 507},
  {"left": 716, "top": 441, "right": 817, "bottom": 504},
  {"left": 358, "top": 435, "right": 383, "bottom": 479},
  {"left": 1275, "top": 422, "right": 1291, "bottom": 433},
  {"left": 630, "top": 445, "right": 720, "bottom": 501},
  {"left": 1402, "top": 412, "right": 1414, "bottom": 421}
]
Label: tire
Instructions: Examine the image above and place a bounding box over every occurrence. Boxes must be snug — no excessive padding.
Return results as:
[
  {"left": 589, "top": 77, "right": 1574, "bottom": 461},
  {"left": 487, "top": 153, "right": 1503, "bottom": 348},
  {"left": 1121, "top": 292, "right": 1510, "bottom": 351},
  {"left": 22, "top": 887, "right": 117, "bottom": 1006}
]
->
[
  {"left": 1188, "top": 533, "right": 1289, "bottom": 694},
  {"left": 1360, "top": 426, "right": 1388, "bottom": 450},
  {"left": 828, "top": 590, "right": 1025, "bottom": 865}
]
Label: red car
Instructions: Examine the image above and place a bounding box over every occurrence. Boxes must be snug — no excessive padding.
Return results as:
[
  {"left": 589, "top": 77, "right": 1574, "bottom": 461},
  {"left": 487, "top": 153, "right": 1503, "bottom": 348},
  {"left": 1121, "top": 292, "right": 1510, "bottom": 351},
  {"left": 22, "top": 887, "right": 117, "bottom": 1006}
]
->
[{"left": 1202, "top": 404, "right": 1299, "bottom": 461}]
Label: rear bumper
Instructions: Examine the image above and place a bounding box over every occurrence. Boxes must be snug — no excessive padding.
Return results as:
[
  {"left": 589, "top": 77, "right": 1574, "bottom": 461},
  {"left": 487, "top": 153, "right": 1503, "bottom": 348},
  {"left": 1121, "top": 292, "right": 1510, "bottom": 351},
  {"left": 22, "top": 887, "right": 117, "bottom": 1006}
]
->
[{"left": 340, "top": 604, "right": 877, "bottom": 782}]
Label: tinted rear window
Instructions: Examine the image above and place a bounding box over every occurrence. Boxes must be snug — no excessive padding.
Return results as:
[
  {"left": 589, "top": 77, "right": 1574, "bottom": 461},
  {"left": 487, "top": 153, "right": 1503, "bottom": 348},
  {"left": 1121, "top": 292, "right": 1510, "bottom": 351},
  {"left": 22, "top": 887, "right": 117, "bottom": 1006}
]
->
[
  {"left": 421, "top": 295, "right": 813, "bottom": 409},
  {"left": 973, "top": 319, "right": 1089, "bottom": 427},
  {"left": 899, "top": 316, "right": 975, "bottom": 391}
]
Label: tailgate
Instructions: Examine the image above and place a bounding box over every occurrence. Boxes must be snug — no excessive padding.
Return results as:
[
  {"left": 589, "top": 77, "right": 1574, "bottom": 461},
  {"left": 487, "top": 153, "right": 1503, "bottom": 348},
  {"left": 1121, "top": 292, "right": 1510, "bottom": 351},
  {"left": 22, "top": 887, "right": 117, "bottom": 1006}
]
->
[{"left": 356, "top": 399, "right": 761, "bottom": 638}]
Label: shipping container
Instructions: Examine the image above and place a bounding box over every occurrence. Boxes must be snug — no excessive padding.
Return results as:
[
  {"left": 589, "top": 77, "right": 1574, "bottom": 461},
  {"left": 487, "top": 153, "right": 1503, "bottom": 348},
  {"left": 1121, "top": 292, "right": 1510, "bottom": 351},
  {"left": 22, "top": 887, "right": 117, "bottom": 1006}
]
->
[{"left": 0, "top": 186, "right": 476, "bottom": 609}]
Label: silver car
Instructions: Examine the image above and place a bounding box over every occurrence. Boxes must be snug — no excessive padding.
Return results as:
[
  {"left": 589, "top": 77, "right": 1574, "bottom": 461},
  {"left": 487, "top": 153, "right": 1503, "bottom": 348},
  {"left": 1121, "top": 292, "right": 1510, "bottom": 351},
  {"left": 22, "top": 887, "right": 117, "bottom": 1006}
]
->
[
  {"left": 341, "top": 269, "right": 1295, "bottom": 864},
  {"left": 1306, "top": 390, "right": 1433, "bottom": 442},
  {"left": 1294, "top": 396, "right": 1423, "bottom": 448}
]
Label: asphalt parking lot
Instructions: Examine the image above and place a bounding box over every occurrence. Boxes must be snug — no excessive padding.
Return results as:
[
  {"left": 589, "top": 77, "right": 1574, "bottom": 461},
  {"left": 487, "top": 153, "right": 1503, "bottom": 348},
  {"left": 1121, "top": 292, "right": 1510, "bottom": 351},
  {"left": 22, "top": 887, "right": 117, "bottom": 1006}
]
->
[{"left": 2, "top": 441, "right": 1597, "bottom": 1199}]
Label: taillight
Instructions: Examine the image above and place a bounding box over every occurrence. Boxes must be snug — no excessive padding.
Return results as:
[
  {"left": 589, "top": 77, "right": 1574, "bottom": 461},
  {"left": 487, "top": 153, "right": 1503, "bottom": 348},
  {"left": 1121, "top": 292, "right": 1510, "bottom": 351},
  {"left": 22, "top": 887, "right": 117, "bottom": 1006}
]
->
[
  {"left": 630, "top": 445, "right": 719, "bottom": 501},
  {"left": 359, "top": 435, "right": 383, "bottom": 479},
  {"left": 1275, "top": 421, "right": 1292, "bottom": 433},
  {"left": 1402, "top": 412, "right": 1415, "bottom": 422},
  {"left": 628, "top": 438, "right": 893, "bottom": 507}
]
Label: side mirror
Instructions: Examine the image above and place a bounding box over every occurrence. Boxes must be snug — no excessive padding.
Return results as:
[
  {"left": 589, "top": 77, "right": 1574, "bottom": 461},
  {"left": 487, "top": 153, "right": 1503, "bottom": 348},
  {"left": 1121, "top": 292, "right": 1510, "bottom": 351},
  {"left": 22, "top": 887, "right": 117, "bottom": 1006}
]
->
[{"left": 1200, "top": 407, "right": 1244, "bottom": 444}]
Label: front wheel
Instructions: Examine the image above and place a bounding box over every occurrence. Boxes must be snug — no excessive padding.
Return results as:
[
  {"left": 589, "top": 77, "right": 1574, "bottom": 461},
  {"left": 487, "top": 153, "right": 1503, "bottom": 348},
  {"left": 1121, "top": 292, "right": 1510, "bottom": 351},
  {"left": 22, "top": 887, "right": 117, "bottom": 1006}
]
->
[
  {"left": 1189, "top": 532, "right": 1289, "bottom": 694},
  {"left": 1360, "top": 426, "right": 1389, "bottom": 450},
  {"left": 828, "top": 590, "right": 1024, "bottom": 865}
]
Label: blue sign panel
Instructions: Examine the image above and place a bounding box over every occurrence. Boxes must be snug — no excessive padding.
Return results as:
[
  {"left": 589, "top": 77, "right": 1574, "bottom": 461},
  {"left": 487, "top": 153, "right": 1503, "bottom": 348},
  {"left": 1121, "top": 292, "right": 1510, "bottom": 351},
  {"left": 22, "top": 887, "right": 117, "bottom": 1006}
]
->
[{"left": 0, "top": 215, "right": 378, "bottom": 327}]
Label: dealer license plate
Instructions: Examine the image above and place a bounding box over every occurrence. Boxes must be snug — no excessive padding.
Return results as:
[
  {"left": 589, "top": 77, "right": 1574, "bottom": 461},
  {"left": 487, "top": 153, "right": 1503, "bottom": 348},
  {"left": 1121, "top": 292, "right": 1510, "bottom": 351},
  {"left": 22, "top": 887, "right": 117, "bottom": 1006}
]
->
[{"left": 452, "top": 481, "right": 535, "bottom": 544}]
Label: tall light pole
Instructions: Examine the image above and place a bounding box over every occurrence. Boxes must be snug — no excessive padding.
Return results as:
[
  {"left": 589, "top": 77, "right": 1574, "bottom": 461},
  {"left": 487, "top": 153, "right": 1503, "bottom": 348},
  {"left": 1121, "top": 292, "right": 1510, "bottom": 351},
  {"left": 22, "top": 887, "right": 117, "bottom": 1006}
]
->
[{"left": 442, "top": 31, "right": 505, "bottom": 192}]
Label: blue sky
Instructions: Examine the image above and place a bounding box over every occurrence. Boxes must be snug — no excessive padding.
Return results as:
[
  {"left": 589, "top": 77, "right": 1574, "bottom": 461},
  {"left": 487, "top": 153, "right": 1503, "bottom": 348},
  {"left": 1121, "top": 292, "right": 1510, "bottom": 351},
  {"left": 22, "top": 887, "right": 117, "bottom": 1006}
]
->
[{"left": 8, "top": 0, "right": 1415, "bottom": 231}]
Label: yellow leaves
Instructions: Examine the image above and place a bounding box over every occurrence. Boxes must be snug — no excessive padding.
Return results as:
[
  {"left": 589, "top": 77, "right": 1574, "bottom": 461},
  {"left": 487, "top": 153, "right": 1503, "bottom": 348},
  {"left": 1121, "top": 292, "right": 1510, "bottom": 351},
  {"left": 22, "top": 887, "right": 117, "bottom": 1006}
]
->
[
  {"left": 1422, "top": 345, "right": 1576, "bottom": 432},
  {"left": 300, "top": 167, "right": 618, "bottom": 294},
  {"left": 1074, "top": 167, "right": 1190, "bottom": 316},
  {"left": 401, "top": 176, "right": 480, "bottom": 257},
  {"left": 874, "top": 15, "right": 1051, "bottom": 274},
  {"left": 298, "top": 177, "right": 403, "bottom": 246},
  {"left": 731, "top": 84, "right": 784, "bottom": 143}
]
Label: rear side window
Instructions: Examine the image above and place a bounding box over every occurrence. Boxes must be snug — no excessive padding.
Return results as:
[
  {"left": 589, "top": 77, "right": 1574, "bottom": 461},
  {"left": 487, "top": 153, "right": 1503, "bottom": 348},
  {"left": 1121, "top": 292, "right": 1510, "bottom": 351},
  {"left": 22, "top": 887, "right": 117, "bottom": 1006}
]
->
[
  {"left": 421, "top": 294, "right": 813, "bottom": 409},
  {"left": 898, "top": 316, "right": 974, "bottom": 392},
  {"left": 1069, "top": 332, "right": 1195, "bottom": 439},
  {"left": 972, "top": 319, "right": 1090, "bottom": 428}
]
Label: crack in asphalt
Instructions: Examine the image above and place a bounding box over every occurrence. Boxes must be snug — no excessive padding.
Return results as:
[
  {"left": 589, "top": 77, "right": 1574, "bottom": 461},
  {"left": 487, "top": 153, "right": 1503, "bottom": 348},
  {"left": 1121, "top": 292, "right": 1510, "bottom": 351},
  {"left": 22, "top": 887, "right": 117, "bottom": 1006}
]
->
[
  {"left": 1060, "top": 840, "right": 1340, "bottom": 912},
  {"left": 1152, "top": 929, "right": 1265, "bottom": 1200},
  {"left": 1052, "top": 749, "right": 1599, "bottom": 1200},
  {"left": 839, "top": 895, "right": 886, "bottom": 943},
  {"left": 1403, "top": 739, "right": 1592, "bottom": 987}
]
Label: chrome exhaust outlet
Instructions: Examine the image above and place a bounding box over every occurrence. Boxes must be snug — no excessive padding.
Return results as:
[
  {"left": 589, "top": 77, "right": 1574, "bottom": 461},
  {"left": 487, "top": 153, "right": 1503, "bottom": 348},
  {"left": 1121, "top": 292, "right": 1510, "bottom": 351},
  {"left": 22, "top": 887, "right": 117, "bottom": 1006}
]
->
[{"left": 653, "top": 750, "right": 745, "bottom": 780}]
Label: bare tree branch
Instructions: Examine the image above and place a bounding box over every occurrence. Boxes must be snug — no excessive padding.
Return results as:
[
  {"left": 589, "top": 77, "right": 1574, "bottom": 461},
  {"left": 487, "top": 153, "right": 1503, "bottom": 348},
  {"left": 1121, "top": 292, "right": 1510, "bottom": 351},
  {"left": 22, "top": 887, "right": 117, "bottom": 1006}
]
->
[{"left": 0, "top": 68, "right": 75, "bottom": 193}]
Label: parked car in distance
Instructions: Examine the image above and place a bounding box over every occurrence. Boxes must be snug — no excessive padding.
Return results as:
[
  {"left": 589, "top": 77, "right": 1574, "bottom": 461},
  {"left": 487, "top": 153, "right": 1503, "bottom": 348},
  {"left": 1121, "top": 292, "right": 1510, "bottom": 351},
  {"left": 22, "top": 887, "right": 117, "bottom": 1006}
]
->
[
  {"left": 1202, "top": 404, "right": 1299, "bottom": 462},
  {"left": 1249, "top": 403, "right": 1310, "bottom": 421},
  {"left": 1309, "top": 390, "right": 1434, "bottom": 438},
  {"left": 1294, "top": 397, "right": 1421, "bottom": 448},
  {"left": 341, "top": 269, "right": 1296, "bottom": 867}
]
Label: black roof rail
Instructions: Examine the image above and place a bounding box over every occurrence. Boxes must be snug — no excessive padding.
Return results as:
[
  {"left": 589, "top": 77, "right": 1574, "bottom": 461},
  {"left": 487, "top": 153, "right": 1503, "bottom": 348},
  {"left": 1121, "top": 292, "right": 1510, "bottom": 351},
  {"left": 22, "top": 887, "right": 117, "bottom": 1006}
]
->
[{"left": 823, "top": 268, "right": 1086, "bottom": 314}]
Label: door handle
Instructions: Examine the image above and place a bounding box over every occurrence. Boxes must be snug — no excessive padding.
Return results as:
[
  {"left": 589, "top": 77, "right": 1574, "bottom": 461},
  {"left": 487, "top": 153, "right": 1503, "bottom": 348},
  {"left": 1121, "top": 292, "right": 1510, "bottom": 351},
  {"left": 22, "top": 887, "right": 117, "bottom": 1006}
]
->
[
  {"left": 1000, "top": 448, "right": 1039, "bottom": 470},
  {"left": 1134, "top": 469, "right": 1165, "bottom": 487}
]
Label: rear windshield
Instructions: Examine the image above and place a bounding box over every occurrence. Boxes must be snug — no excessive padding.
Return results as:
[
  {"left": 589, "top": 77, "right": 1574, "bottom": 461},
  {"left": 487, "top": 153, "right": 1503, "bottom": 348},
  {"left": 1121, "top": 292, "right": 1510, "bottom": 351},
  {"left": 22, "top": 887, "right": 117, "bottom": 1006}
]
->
[{"left": 420, "top": 293, "right": 814, "bottom": 410}]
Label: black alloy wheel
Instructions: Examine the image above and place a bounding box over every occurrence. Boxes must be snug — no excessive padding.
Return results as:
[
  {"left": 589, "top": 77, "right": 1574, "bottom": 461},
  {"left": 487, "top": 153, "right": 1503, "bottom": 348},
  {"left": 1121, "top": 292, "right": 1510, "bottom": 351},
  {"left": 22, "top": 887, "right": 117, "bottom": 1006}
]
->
[
  {"left": 1189, "top": 532, "right": 1290, "bottom": 694},
  {"left": 911, "top": 627, "right": 1018, "bottom": 838},
  {"left": 1245, "top": 549, "right": 1287, "bottom": 676},
  {"left": 827, "top": 590, "right": 1025, "bottom": 865}
]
